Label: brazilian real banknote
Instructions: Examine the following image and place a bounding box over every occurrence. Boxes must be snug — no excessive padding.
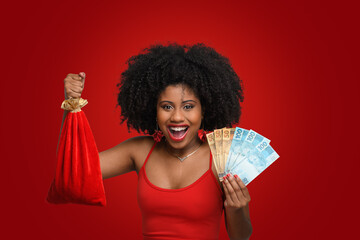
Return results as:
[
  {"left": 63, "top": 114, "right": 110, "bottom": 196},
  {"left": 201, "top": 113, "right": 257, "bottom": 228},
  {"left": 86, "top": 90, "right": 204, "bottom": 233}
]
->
[
  {"left": 224, "top": 127, "right": 279, "bottom": 185},
  {"left": 225, "top": 127, "right": 249, "bottom": 174},
  {"left": 230, "top": 129, "right": 271, "bottom": 170}
]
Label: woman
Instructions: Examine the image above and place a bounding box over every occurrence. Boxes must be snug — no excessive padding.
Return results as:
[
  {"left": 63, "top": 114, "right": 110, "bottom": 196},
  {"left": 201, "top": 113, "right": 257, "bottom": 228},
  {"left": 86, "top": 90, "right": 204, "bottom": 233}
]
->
[{"left": 62, "top": 43, "right": 252, "bottom": 240}]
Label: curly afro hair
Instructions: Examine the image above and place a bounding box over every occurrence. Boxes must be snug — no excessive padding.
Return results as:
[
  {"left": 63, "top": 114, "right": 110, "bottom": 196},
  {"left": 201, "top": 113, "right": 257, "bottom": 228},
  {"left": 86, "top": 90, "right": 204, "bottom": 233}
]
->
[{"left": 116, "top": 42, "right": 244, "bottom": 135}]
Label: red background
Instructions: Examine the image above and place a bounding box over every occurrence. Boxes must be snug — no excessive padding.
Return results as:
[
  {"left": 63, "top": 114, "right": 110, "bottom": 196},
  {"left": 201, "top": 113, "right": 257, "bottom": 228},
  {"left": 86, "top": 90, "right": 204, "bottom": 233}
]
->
[{"left": 1, "top": 0, "right": 359, "bottom": 239}]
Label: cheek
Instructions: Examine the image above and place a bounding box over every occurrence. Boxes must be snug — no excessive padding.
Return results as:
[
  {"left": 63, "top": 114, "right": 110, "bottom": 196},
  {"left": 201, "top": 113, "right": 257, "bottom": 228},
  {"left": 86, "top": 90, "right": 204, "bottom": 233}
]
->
[
  {"left": 156, "top": 108, "right": 164, "bottom": 118},
  {"left": 156, "top": 110, "right": 169, "bottom": 124},
  {"left": 189, "top": 111, "right": 203, "bottom": 125}
]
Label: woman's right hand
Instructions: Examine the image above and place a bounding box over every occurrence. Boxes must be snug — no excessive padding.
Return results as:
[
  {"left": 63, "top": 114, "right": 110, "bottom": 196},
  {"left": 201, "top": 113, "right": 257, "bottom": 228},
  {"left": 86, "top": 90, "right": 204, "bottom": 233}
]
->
[{"left": 64, "top": 72, "right": 86, "bottom": 99}]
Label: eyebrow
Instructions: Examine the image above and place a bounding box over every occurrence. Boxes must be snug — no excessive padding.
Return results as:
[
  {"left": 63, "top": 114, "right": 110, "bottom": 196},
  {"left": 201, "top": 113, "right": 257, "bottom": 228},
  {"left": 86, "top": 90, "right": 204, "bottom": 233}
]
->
[{"left": 159, "top": 100, "right": 198, "bottom": 104}]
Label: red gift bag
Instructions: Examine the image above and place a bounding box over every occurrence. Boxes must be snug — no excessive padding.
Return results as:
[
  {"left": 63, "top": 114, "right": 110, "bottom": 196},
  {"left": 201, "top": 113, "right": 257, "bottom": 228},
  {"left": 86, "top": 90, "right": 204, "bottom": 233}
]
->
[{"left": 47, "top": 98, "right": 106, "bottom": 206}]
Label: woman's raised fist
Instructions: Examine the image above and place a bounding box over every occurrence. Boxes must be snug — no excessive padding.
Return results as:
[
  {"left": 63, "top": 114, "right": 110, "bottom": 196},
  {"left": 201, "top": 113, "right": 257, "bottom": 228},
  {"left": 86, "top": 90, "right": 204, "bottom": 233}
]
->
[{"left": 64, "top": 72, "right": 86, "bottom": 99}]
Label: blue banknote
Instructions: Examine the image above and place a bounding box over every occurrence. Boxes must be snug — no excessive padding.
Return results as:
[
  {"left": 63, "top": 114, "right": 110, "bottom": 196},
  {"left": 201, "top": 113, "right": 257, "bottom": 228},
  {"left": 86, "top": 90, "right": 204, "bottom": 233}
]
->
[
  {"left": 230, "top": 144, "right": 279, "bottom": 185},
  {"left": 231, "top": 129, "right": 271, "bottom": 171},
  {"left": 225, "top": 127, "right": 248, "bottom": 174}
]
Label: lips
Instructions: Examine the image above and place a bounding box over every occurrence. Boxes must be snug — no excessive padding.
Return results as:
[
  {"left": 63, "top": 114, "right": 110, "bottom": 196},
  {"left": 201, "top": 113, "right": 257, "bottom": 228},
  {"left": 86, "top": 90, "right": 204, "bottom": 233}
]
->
[{"left": 167, "top": 125, "right": 189, "bottom": 141}]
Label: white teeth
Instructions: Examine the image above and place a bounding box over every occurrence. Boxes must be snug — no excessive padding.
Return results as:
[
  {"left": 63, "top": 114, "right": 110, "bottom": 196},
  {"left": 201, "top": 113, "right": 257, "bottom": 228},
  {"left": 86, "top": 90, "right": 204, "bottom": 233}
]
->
[{"left": 169, "top": 126, "right": 187, "bottom": 131}]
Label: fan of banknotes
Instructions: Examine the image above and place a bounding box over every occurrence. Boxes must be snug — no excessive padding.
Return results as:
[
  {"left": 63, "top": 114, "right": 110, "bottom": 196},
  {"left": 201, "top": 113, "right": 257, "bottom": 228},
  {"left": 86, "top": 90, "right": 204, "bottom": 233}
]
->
[{"left": 206, "top": 127, "right": 279, "bottom": 185}]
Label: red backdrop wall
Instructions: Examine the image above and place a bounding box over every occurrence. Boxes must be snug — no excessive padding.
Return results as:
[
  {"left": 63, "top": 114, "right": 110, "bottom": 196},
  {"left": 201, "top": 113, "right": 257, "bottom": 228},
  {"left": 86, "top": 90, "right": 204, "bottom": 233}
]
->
[{"left": 1, "top": 0, "right": 359, "bottom": 239}]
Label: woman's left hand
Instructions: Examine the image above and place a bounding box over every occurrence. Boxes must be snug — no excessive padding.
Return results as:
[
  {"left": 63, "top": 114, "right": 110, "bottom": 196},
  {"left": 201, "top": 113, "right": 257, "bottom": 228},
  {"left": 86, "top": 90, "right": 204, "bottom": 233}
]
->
[{"left": 222, "top": 173, "right": 251, "bottom": 212}]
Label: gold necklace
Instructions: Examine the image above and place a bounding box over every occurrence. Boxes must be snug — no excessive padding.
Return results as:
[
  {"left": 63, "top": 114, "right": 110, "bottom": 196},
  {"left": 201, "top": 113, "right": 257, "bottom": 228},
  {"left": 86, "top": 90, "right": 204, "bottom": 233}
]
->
[{"left": 167, "top": 142, "right": 202, "bottom": 162}]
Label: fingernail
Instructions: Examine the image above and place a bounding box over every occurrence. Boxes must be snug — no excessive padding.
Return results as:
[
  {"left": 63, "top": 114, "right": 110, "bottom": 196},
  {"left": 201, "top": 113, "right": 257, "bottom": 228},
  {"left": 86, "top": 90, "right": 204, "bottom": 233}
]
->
[{"left": 234, "top": 174, "right": 238, "bottom": 178}]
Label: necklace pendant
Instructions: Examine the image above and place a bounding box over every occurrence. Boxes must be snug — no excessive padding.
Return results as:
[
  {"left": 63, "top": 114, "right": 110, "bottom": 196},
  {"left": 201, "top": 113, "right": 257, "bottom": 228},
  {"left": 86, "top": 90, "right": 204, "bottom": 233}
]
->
[{"left": 177, "top": 156, "right": 187, "bottom": 162}]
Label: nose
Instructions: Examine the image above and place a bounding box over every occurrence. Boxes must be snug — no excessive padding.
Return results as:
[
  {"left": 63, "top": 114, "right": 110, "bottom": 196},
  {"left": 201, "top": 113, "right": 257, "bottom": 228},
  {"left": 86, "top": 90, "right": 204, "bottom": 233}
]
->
[{"left": 170, "top": 108, "right": 185, "bottom": 122}]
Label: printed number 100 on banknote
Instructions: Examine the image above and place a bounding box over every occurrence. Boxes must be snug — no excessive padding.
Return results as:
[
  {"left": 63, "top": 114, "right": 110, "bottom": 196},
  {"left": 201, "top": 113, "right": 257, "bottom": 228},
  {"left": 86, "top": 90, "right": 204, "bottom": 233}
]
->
[{"left": 225, "top": 127, "right": 279, "bottom": 186}]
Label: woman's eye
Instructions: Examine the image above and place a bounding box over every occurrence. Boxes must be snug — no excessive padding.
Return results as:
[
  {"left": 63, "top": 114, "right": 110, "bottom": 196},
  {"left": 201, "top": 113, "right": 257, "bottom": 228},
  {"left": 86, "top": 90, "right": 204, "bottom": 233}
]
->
[
  {"left": 162, "top": 105, "right": 173, "bottom": 110},
  {"left": 184, "top": 105, "right": 194, "bottom": 110}
]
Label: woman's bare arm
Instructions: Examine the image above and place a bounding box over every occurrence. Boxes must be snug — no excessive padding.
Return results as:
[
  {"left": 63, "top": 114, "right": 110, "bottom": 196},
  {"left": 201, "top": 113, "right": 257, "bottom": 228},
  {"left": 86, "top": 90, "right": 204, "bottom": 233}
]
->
[{"left": 99, "top": 139, "right": 136, "bottom": 180}]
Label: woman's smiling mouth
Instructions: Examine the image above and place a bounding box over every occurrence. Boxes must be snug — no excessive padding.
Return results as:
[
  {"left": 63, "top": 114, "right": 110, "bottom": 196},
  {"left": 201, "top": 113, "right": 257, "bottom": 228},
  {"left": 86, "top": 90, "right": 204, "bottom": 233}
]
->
[{"left": 167, "top": 125, "right": 189, "bottom": 141}]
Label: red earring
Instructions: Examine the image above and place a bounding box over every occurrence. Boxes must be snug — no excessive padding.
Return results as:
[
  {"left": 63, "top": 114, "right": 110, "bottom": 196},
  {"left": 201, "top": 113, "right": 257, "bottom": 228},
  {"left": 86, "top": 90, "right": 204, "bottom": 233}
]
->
[
  {"left": 198, "top": 122, "right": 209, "bottom": 142},
  {"left": 198, "top": 129, "right": 208, "bottom": 142},
  {"left": 152, "top": 130, "right": 164, "bottom": 142},
  {"left": 152, "top": 121, "right": 164, "bottom": 142},
  {"left": 198, "top": 121, "right": 208, "bottom": 142}
]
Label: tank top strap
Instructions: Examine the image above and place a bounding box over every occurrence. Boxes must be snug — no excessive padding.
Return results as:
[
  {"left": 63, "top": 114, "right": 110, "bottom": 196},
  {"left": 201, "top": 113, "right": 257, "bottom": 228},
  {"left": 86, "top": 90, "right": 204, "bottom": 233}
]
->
[
  {"left": 143, "top": 141, "right": 157, "bottom": 168},
  {"left": 209, "top": 150, "right": 213, "bottom": 170}
]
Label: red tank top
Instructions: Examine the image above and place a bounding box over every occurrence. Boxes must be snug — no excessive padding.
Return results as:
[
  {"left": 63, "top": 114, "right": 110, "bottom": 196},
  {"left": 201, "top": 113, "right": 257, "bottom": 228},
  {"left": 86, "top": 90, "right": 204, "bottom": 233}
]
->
[{"left": 137, "top": 142, "right": 225, "bottom": 240}]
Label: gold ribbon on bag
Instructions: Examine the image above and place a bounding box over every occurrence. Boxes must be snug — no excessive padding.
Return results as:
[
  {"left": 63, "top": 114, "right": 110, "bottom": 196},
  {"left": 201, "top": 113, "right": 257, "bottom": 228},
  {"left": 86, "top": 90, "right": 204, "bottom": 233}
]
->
[{"left": 60, "top": 97, "right": 88, "bottom": 113}]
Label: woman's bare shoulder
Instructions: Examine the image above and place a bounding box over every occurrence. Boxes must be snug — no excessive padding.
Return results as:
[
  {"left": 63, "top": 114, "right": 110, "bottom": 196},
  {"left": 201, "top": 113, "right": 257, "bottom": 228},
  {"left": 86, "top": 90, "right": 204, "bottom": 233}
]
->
[
  {"left": 123, "top": 135, "right": 154, "bottom": 147},
  {"left": 121, "top": 136, "right": 155, "bottom": 173},
  {"left": 121, "top": 135, "right": 155, "bottom": 157},
  {"left": 99, "top": 136, "right": 155, "bottom": 179}
]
